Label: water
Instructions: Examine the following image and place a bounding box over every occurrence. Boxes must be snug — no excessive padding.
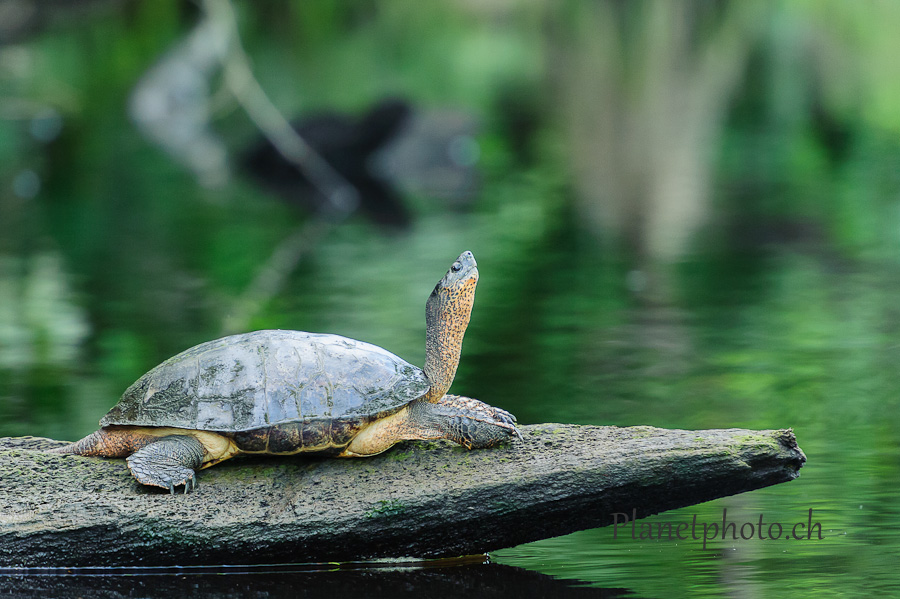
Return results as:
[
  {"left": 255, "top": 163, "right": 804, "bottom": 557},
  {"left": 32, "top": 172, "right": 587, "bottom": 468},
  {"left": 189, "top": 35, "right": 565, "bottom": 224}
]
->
[
  {"left": 489, "top": 251, "right": 900, "bottom": 596},
  {"left": 3, "top": 227, "right": 899, "bottom": 596}
]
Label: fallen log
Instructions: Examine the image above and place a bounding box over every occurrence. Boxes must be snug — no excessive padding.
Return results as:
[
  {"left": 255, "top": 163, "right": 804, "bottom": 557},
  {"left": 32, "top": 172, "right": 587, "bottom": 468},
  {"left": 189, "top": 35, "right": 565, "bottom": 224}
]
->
[{"left": 0, "top": 424, "right": 805, "bottom": 568}]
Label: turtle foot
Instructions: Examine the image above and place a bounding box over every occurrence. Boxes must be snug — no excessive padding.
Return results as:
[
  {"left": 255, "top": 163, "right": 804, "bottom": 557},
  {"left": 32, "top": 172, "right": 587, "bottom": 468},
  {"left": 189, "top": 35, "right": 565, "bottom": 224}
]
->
[
  {"left": 490, "top": 406, "right": 520, "bottom": 434},
  {"left": 126, "top": 435, "right": 205, "bottom": 494},
  {"left": 421, "top": 395, "right": 522, "bottom": 449}
]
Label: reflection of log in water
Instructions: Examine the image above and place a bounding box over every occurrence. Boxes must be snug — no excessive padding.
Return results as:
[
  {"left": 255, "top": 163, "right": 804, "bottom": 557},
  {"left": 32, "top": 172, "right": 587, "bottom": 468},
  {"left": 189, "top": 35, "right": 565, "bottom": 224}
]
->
[
  {"left": 0, "top": 424, "right": 804, "bottom": 567},
  {"left": 0, "top": 560, "right": 634, "bottom": 599}
]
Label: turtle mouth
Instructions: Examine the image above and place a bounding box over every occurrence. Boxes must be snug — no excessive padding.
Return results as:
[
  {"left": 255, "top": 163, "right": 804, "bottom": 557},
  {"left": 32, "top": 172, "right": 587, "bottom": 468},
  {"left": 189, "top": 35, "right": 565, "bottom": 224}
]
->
[{"left": 458, "top": 262, "right": 477, "bottom": 279}]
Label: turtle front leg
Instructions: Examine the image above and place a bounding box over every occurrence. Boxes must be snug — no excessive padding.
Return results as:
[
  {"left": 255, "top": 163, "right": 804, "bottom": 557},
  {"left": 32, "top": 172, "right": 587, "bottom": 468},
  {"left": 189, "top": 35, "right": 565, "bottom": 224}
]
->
[
  {"left": 414, "top": 394, "right": 522, "bottom": 449},
  {"left": 126, "top": 435, "right": 205, "bottom": 494},
  {"left": 341, "top": 395, "right": 520, "bottom": 456}
]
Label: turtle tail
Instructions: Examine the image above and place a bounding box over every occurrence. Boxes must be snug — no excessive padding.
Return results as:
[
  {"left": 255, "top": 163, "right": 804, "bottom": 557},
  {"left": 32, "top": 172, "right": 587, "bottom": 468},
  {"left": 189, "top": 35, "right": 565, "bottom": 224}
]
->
[{"left": 52, "top": 428, "right": 152, "bottom": 458}]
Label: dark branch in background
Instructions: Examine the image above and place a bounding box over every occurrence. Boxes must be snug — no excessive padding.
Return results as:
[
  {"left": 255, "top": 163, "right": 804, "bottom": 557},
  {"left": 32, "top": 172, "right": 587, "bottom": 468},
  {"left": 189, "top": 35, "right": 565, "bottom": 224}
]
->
[
  {"left": 200, "top": 0, "right": 359, "bottom": 218},
  {"left": 127, "top": 1, "right": 360, "bottom": 333},
  {"left": 240, "top": 98, "right": 416, "bottom": 229},
  {"left": 198, "top": 0, "right": 361, "bottom": 333}
]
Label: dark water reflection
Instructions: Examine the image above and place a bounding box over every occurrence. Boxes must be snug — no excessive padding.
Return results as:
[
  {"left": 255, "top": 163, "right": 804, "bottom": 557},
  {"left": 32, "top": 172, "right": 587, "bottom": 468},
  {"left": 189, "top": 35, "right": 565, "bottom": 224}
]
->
[{"left": 0, "top": 560, "right": 634, "bottom": 599}]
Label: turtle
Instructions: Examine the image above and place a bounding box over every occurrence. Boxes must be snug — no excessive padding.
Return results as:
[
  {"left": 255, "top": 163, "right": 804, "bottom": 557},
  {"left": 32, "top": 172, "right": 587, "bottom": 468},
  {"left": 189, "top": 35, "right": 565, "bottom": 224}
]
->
[{"left": 55, "top": 251, "right": 520, "bottom": 493}]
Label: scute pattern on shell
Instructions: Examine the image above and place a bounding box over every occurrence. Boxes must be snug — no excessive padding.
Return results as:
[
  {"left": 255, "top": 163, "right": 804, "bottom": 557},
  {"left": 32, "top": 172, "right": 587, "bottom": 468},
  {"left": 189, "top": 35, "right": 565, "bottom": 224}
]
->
[{"left": 101, "top": 330, "right": 431, "bottom": 432}]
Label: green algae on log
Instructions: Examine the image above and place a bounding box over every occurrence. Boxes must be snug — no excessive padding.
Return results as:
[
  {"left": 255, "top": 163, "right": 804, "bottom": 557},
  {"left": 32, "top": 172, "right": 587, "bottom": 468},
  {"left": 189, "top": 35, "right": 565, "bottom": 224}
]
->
[{"left": 0, "top": 424, "right": 805, "bottom": 567}]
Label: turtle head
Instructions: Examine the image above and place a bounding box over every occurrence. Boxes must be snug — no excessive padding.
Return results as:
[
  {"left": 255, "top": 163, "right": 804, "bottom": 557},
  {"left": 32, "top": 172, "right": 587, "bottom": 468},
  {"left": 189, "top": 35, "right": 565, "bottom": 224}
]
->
[
  {"left": 433, "top": 251, "right": 478, "bottom": 296},
  {"left": 423, "top": 251, "right": 478, "bottom": 402}
]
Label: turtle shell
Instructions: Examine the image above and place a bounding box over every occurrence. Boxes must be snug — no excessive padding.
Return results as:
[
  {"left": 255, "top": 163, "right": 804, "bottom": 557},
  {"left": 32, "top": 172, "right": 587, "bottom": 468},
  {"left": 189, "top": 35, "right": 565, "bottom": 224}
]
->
[{"left": 101, "top": 330, "right": 430, "bottom": 432}]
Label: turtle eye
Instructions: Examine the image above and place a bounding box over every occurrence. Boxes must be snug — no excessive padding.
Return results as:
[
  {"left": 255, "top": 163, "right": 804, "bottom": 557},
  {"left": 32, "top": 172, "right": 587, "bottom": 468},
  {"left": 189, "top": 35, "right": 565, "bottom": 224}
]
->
[{"left": 451, "top": 261, "right": 462, "bottom": 273}]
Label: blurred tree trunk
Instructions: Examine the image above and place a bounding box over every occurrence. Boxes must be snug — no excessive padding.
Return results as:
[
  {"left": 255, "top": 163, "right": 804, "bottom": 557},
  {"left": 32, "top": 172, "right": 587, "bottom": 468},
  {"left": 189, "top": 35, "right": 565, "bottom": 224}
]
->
[{"left": 547, "top": 1, "right": 763, "bottom": 262}]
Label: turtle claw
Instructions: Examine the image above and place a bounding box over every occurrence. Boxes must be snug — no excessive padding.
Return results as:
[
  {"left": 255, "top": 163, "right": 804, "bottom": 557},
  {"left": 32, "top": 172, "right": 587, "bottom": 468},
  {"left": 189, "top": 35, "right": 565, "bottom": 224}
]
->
[
  {"left": 162, "top": 471, "right": 197, "bottom": 494},
  {"left": 497, "top": 419, "right": 523, "bottom": 442},
  {"left": 170, "top": 470, "right": 198, "bottom": 494},
  {"left": 492, "top": 407, "right": 518, "bottom": 427},
  {"left": 487, "top": 406, "right": 522, "bottom": 441},
  {"left": 138, "top": 466, "right": 197, "bottom": 494},
  {"left": 184, "top": 472, "right": 199, "bottom": 494}
]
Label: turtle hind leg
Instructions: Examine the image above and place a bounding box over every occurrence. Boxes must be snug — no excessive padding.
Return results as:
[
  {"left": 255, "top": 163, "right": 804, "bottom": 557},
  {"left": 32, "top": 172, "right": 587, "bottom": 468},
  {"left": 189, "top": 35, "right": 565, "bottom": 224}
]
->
[
  {"left": 127, "top": 435, "right": 205, "bottom": 494},
  {"left": 52, "top": 427, "right": 158, "bottom": 457},
  {"left": 341, "top": 395, "right": 520, "bottom": 456}
]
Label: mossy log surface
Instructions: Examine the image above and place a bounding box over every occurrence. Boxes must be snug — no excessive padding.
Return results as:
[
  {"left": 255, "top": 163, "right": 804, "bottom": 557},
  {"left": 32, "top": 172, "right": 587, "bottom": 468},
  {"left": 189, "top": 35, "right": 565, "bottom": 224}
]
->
[{"left": 0, "top": 424, "right": 805, "bottom": 568}]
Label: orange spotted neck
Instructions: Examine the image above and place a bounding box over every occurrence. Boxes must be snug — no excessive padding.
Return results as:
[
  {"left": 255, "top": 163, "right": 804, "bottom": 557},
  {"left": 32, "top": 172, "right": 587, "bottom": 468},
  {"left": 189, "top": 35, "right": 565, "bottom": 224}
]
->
[{"left": 422, "top": 254, "right": 478, "bottom": 403}]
